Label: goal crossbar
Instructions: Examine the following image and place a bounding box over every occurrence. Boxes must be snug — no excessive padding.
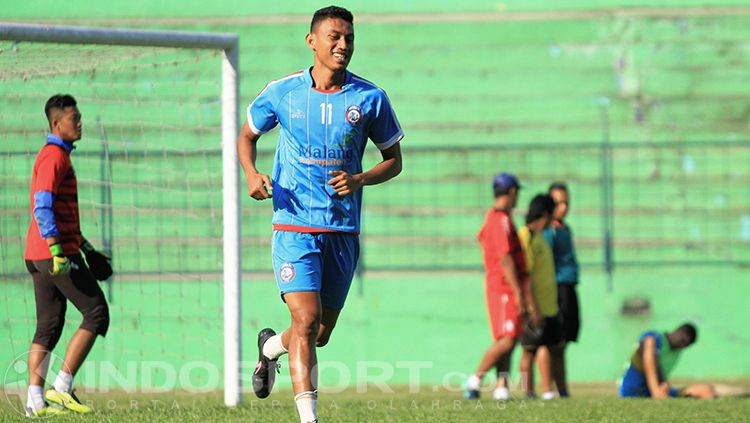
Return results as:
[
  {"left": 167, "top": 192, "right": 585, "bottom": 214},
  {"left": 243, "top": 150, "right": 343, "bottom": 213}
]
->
[{"left": 0, "top": 22, "right": 242, "bottom": 407}]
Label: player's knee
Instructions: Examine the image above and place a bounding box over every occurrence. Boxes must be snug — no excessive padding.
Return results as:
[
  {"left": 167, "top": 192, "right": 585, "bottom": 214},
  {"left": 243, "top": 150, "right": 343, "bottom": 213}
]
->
[
  {"left": 316, "top": 330, "right": 332, "bottom": 348},
  {"left": 82, "top": 304, "right": 110, "bottom": 337},
  {"left": 292, "top": 311, "right": 320, "bottom": 339},
  {"left": 519, "top": 351, "right": 533, "bottom": 370},
  {"left": 33, "top": 316, "right": 65, "bottom": 350}
]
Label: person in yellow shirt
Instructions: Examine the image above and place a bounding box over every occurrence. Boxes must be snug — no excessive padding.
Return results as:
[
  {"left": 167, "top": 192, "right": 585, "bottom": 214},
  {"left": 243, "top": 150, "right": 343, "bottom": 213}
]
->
[{"left": 517, "top": 194, "right": 561, "bottom": 400}]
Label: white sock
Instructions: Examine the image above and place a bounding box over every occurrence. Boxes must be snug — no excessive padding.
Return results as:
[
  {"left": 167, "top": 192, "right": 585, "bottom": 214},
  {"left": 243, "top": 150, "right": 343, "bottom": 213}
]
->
[
  {"left": 53, "top": 370, "right": 73, "bottom": 393},
  {"left": 466, "top": 374, "right": 481, "bottom": 391},
  {"left": 493, "top": 387, "right": 510, "bottom": 400},
  {"left": 27, "top": 385, "right": 45, "bottom": 410},
  {"left": 541, "top": 390, "right": 558, "bottom": 400},
  {"left": 263, "top": 334, "right": 288, "bottom": 360},
  {"left": 294, "top": 390, "right": 317, "bottom": 423}
]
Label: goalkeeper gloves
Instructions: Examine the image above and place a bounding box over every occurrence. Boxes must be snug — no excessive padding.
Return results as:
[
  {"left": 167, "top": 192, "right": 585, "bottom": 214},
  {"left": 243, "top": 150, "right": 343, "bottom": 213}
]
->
[
  {"left": 48, "top": 244, "right": 71, "bottom": 276},
  {"left": 80, "top": 238, "right": 113, "bottom": 281}
]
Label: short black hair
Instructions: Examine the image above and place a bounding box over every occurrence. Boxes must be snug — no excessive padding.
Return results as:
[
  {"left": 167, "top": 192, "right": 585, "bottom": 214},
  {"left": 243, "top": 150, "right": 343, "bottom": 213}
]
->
[
  {"left": 45, "top": 94, "right": 77, "bottom": 124},
  {"left": 311, "top": 5, "right": 354, "bottom": 32},
  {"left": 525, "top": 194, "right": 555, "bottom": 224},
  {"left": 548, "top": 181, "right": 568, "bottom": 193},
  {"left": 676, "top": 323, "right": 698, "bottom": 344}
]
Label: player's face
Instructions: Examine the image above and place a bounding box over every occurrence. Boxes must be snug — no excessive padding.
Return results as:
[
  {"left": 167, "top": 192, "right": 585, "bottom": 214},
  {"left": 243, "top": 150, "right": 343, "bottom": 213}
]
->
[
  {"left": 53, "top": 106, "right": 82, "bottom": 142},
  {"left": 510, "top": 187, "right": 519, "bottom": 208},
  {"left": 550, "top": 189, "right": 569, "bottom": 220},
  {"left": 308, "top": 17, "right": 354, "bottom": 72}
]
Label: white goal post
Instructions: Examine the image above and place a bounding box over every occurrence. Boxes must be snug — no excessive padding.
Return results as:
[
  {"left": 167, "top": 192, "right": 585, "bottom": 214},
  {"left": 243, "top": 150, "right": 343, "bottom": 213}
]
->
[{"left": 0, "top": 22, "right": 243, "bottom": 407}]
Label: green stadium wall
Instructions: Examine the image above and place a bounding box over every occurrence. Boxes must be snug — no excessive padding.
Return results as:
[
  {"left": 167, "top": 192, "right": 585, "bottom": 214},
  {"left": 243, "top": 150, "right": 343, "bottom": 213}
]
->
[{"left": 3, "top": 266, "right": 748, "bottom": 391}]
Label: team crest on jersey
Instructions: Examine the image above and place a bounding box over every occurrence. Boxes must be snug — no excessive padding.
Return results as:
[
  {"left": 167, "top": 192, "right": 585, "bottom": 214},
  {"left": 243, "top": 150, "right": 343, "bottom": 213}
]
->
[
  {"left": 279, "top": 263, "right": 295, "bottom": 282},
  {"left": 345, "top": 105, "right": 362, "bottom": 125}
]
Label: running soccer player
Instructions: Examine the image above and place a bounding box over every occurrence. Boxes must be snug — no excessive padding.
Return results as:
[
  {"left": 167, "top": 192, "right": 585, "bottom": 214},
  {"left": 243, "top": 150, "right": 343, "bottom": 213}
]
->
[
  {"left": 237, "top": 6, "right": 403, "bottom": 423},
  {"left": 24, "top": 94, "right": 110, "bottom": 416},
  {"left": 541, "top": 181, "right": 579, "bottom": 397},
  {"left": 618, "top": 323, "right": 715, "bottom": 399},
  {"left": 517, "top": 194, "right": 561, "bottom": 400},
  {"left": 464, "top": 173, "right": 542, "bottom": 401}
]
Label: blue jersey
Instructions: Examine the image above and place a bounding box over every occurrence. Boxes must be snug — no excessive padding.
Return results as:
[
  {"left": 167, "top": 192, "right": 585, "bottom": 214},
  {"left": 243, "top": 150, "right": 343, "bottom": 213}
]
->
[
  {"left": 542, "top": 220, "right": 579, "bottom": 285},
  {"left": 248, "top": 68, "right": 403, "bottom": 233}
]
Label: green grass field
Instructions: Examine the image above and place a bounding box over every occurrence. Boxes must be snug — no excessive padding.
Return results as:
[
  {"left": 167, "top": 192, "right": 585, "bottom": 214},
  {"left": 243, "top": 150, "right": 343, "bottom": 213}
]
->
[{"left": 1, "top": 382, "right": 749, "bottom": 422}]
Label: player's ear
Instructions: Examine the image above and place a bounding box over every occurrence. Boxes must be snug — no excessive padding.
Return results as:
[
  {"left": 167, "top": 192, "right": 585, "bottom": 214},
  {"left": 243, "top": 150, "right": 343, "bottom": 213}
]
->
[{"left": 306, "top": 33, "right": 315, "bottom": 50}]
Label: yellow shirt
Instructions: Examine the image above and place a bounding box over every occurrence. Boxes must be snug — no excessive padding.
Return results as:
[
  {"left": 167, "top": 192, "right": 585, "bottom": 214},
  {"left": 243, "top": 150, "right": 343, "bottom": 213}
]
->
[{"left": 518, "top": 225, "right": 558, "bottom": 317}]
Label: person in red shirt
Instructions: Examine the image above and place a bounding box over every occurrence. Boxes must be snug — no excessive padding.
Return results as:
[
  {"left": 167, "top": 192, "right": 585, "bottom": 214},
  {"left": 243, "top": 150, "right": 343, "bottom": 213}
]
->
[
  {"left": 464, "top": 172, "right": 542, "bottom": 401},
  {"left": 23, "top": 94, "right": 110, "bottom": 417}
]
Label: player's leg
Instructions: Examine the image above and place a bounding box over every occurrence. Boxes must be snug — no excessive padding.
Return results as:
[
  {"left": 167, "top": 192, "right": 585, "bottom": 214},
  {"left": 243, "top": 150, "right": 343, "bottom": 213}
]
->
[
  {"left": 491, "top": 352, "right": 512, "bottom": 400},
  {"left": 56, "top": 256, "right": 109, "bottom": 372},
  {"left": 266, "top": 231, "right": 328, "bottom": 423},
  {"left": 317, "top": 307, "right": 341, "bottom": 347},
  {"left": 536, "top": 346, "right": 556, "bottom": 399},
  {"left": 275, "top": 304, "right": 341, "bottom": 350},
  {"left": 550, "top": 342, "right": 567, "bottom": 396},
  {"left": 316, "top": 232, "right": 359, "bottom": 347},
  {"left": 520, "top": 348, "right": 536, "bottom": 398},
  {"left": 256, "top": 231, "right": 323, "bottom": 401},
  {"left": 618, "top": 365, "right": 649, "bottom": 398},
  {"left": 44, "top": 255, "right": 108, "bottom": 413},
  {"left": 286, "top": 233, "right": 358, "bottom": 422},
  {"left": 475, "top": 337, "right": 516, "bottom": 378},
  {"left": 556, "top": 285, "right": 579, "bottom": 397},
  {"left": 466, "top": 289, "right": 520, "bottom": 399},
  {"left": 465, "top": 337, "right": 515, "bottom": 400},
  {"left": 284, "top": 291, "right": 322, "bottom": 392},
  {"left": 284, "top": 291, "right": 322, "bottom": 423},
  {"left": 682, "top": 383, "right": 716, "bottom": 399},
  {"left": 537, "top": 316, "right": 563, "bottom": 399},
  {"left": 519, "top": 316, "right": 542, "bottom": 398},
  {"left": 25, "top": 260, "right": 68, "bottom": 416}
]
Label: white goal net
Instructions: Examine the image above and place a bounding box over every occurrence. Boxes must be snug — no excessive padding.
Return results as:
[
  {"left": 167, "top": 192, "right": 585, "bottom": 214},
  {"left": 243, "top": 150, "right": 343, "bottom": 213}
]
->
[{"left": 0, "top": 23, "right": 242, "bottom": 406}]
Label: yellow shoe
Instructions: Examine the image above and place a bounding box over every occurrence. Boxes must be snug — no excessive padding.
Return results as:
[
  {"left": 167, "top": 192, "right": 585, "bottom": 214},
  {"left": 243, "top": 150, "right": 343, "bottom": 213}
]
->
[
  {"left": 45, "top": 389, "right": 93, "bottom": 414},
  {"left": 25, "top": 404, "right": 69, "bottom": 417}
]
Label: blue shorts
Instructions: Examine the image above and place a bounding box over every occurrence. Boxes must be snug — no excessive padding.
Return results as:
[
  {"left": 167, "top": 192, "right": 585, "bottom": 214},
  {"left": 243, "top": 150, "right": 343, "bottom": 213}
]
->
[
  {"left": 618, "top": 365, "right": 679, "bottom": 398},
  {"left": 272, "top": 231, "right": 359, "bottom": 310}
]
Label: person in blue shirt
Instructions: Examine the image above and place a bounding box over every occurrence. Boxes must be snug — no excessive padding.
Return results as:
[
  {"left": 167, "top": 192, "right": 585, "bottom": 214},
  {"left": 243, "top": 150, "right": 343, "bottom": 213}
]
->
[
  {"left": 237, "top": 6, "right": 403, "bottom": 423},
  {"left": 619, "top": 323, "right": 715, "bottom": 399},
  {"left": 541, "top": 182, "right": 579, "bottom": 397}
]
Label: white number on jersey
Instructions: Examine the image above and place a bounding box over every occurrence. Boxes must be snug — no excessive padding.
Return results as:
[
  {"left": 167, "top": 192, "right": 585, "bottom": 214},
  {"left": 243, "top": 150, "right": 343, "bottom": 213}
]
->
[{"left": 320, "top": 102, "right": 332, "bottom": 125}]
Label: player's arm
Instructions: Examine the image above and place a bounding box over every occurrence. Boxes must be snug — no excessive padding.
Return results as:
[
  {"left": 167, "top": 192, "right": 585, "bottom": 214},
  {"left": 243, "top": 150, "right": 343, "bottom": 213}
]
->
[
  {"left": 523, "top": 277, "right": 543, "bottom": 327},
  {"left": 328, "top": 142, "right": 402, "bottom": 196},
  {"left": 237, "top": 121, "right": 272, "bottom": 200},
  {"left": 33, "top": 152, "right": 71, "bottom": 275},
  {"left": 642, "top": 336, "right": 670, "bottom": 399}
]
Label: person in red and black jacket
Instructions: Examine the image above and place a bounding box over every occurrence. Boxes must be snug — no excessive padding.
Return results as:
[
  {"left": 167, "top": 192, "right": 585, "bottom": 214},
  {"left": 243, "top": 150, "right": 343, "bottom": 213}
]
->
[{"left": 23, "top": 94, "right": 110, "bottom": 417}]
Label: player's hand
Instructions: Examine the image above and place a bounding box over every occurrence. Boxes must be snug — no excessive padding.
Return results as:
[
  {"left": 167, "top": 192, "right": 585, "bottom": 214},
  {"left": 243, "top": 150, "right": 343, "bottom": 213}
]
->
[
  {"left": 513, "top": 293, "right": 523, "bottom": 317},
  {"left": 653, "top": 382, "right": 671, "bottom": 399},
  {"left": 327, "top": 170, "right": 363, "bottom": 196},
  {"left": 246, "top": 172, "right": 273, "bottom": 200},
  {"left": 531, "top": 309, "right": 544, "bottom": 329},
  {"left": 48, "top": 244, "right": 71, "bottom": 276}
]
